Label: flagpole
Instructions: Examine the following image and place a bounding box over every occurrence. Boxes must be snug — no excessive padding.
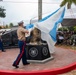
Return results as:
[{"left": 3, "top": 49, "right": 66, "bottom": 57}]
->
[{"left": 38, "top": 0, "right": 42, "bottom": 21}]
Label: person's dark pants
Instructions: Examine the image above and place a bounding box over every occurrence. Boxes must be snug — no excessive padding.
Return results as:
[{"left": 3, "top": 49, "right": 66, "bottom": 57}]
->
[
  {"left": 0, "top": 40, "right": 4, "bottom": 51},
  {"left": 13, "top": 40, "right": 27, "bottom": 66}
]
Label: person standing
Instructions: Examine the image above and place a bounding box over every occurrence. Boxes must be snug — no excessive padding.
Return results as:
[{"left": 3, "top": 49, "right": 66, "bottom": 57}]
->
[
  {"left": 12, "top": 21, "right": 30, "bottom": 68},
  {"left": 0, "top": 35, "right": 5, "bottom": 52}
]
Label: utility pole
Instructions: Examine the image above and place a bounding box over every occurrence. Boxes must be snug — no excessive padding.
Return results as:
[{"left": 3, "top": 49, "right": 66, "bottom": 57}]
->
[{"left": 38, "top": 0, "right": 42, "bottom": 21}]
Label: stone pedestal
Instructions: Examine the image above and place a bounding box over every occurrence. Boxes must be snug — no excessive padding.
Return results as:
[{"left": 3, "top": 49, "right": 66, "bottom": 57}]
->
[{"left": 26, "top": 44, "right": 53, "bottom": 63}]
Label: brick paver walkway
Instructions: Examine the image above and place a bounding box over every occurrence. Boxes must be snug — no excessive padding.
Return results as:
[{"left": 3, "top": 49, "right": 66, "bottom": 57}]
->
[{"left": 0, "top": 47, "right": 76, "bottom": 74}]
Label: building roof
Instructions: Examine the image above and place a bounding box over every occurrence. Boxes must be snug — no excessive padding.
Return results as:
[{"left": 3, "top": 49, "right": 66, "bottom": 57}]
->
[{"left": 61, "top": 19, "right": 76, "bottom": 26}]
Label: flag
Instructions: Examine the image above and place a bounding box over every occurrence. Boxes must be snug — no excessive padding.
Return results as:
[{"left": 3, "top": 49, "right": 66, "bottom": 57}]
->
[{"left": 26, "top": 7, "right": 65, "bottom": 53}]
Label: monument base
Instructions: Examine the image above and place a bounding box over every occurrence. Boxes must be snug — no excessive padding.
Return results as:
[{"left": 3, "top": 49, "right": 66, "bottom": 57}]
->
[
  {"left": 27, "top": 56, "right": 54, "bottom": 63},
  {"left": 26, "top": 43, "right": 53, "bottom": 63}
]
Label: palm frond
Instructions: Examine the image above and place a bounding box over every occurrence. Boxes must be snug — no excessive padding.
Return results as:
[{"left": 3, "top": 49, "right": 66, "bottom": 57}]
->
[
  {"left": 72, "top": 0, "right": 76, "bottom": 5},
  {"left": 60, "top": 0, "right": 76, "bottom": 9},
  {"left": 60, "top": 0, "right": 67, "bottom": 7}
]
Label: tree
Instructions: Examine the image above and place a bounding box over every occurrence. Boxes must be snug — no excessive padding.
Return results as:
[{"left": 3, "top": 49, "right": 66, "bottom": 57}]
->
[
  {"left": 73, "top": 26, "right": 76, "bottom": 33},
  {"left": 9, "top": 23, "right": 14, "bottom": 28},
  {"left": 68, "top": 26, "right": 74, "bottom": 31},
  {"left": 0, "top": 26, "right": 2, "bottom": 29},
  {"left": 58, "top": 27, "right": 68, "bottom": 31},
  {"left": 0, "top": 7, "right": 6, "bottom": 18},
  {"left": 5, "top": 24, "right": 9, "bottom": 28},
  {"left": 60, "top": 0, "right": 76, "bottom": 9}
]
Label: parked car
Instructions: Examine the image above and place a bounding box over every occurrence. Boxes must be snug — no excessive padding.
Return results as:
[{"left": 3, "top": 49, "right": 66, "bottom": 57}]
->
[{"left": 1, "top": 29, "right": 18, "bottom": 48}]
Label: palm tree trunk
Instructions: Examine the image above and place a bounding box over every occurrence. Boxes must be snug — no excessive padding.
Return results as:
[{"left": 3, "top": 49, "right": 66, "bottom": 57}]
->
[{"left": 67, "top": 2, "right": 71, "bottom": 9}]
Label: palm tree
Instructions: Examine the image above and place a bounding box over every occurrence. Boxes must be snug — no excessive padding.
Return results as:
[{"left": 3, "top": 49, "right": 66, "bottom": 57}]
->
[
  {"left": 60, "top": 0, "right": 76, "bottom": 9},
  {"left": 0, "top": 7, "right": 6, "bottom": 18}
]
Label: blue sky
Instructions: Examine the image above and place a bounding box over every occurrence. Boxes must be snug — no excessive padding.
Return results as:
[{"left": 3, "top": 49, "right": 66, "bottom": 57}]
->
[{"left": 0, "top": 0, "right": 76, "bottom": 25}]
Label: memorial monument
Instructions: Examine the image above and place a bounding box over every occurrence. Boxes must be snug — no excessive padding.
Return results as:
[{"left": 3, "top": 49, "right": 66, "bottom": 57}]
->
[{"left": 26, "top": 28, "right": 53, "bottom": 63}]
